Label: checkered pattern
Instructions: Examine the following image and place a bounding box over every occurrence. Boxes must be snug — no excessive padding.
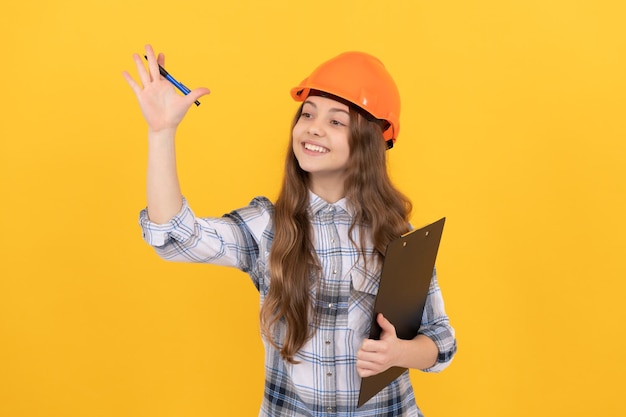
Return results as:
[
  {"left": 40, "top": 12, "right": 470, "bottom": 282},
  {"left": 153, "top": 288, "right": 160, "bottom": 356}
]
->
[{"left": 139, "top": 192, "right": 456, "bottom": 416}]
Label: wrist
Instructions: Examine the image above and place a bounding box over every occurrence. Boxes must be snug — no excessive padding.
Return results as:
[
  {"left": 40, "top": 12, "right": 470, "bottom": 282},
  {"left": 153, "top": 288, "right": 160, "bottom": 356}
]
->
[
  {"left": 395, "top": 335, "right": 439, "bottom": 370},
  {"left": 148, "top": 127, "right": 177, "bottom": 143},
  {"left": 148, "top": 124, "right": 177, "bottom": 134}
]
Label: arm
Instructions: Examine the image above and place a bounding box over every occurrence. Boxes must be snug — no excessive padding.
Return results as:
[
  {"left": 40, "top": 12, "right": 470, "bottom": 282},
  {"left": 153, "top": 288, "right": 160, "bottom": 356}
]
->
[
  {"left": 122, "top": 44, "right": 210, "bottom": 224},
  {"left": 145, "top": 128, "right": 183, "bottom": 224}
]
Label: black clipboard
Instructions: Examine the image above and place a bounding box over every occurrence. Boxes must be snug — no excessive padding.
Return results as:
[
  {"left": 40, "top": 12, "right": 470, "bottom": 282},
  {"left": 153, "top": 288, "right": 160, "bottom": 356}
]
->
[{"left": 357, "top": 217, "right": 446, "bottom": 407}]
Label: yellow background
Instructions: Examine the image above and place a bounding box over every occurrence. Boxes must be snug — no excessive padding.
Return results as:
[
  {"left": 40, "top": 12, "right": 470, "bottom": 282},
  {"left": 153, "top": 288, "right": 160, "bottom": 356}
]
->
[{"left": 1, "top": 0, "right": 625, "bottom": 416}]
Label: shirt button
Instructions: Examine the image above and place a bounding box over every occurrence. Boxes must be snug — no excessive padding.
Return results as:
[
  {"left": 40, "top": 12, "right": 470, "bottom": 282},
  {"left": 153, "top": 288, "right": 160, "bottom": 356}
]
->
[
  {"left": 327, "top": 406, "right": 334, "bottom": 412},
  {"left": 327, "top": 371, "right": 333, "bottom": 377},
  {"left": 330, "top": 238, "right": 335, "bottom": 243},
  {"left": 325, "top": 340, "right": 331, "bottom": 345},
  {"left": 332, "top": 269, "right": 337, "bottom": 274},
  {"left": 328, "top": 303, "right": 333, "bottom": 309}
]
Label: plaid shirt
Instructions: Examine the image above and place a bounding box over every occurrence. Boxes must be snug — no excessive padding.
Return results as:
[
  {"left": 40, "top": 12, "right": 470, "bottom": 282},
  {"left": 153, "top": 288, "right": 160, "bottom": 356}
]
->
[{"left": 139, "top": 192, "right": 456, "bottom": 417}]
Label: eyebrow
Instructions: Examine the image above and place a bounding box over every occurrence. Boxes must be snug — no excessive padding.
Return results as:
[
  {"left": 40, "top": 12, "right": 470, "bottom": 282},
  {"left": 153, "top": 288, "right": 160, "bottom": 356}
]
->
[{"left": 303, "top": 100, "right": 350, "bottom": 116}]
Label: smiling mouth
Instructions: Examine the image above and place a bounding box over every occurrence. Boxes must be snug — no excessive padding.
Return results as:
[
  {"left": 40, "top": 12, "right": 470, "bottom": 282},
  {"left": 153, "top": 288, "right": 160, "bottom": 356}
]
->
[{"left": 304, "top": 143, "right": 330, "bottom": 153}]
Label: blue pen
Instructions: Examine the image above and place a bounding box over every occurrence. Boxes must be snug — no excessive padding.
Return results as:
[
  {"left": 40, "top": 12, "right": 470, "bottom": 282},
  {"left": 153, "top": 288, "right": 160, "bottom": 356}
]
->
[{"left": 144, "top": 55, "right": 201, "bottom": 106}]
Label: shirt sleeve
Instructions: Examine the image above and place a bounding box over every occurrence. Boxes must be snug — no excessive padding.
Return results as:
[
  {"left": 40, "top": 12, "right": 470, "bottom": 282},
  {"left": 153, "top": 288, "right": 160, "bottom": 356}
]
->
[
  {"left": 418, "top": 268, "right": 457, "bottom": 373},
  {"left": 138, "top": 196, "right": 273, "bottom": 273}
]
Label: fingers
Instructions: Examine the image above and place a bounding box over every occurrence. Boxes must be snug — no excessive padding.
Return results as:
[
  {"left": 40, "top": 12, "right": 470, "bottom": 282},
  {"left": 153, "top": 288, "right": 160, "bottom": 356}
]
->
[
  {"left": 358, "top": 339, "right": 389, "bottom": 373},
  {"left": 130, "top": 52, "right": 151, "bottom": 87},
  {"left": 357, "top": 346, "right": 391, "bottom": 377},
  {"left": 123, "top": 51, "right": 156, "bottom": 100},
  {"left": 133, "top": 45, "right": 161, "bottom": 86},
  {"left": 357, "top": 364, "right": 380, "bottom": 378},
  {"left": 144, "top": 44, "right": 160, "bottom": 83},
  {"left": 122, "top": 70, "right": 141, "bottom": 96},
  {"left": 359, "top": 339, "right": 390, "bottom": 357},
  {"left": 357, "top": 332, "right": 395, "bottom": 377},
  {"left": 123, "top": 46, "right": 168, "bottom": 98},
  {"left": 356, "top": 354, "right": 386, "bottom": 377}
]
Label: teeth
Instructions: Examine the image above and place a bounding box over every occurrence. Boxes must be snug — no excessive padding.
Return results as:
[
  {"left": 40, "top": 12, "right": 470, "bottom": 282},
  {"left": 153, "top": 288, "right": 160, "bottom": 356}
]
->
[{"left": 304, "top": 143, "right": 329, "bottom": 153}]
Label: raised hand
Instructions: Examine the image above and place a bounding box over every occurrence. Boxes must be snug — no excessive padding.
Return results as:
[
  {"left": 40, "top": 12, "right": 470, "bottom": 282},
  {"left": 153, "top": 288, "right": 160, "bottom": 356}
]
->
[{"left": 122, "top": 44, "right": 210, "bottom": 133}]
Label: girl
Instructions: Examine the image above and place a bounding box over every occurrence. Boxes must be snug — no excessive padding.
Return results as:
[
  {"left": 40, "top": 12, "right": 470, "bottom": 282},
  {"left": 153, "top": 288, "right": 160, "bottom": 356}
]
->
[{"left": 123, "top": 45, "right": 456, "bottom": 416}]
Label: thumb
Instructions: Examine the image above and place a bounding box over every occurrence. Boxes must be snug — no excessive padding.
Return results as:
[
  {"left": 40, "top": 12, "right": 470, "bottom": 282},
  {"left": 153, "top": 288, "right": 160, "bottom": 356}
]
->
[
  {"left": 188, "top": 87, "right": 211, "bottom": 103},
  {"left": 377, "top": 313, "right": 397, "bottom": 337}
]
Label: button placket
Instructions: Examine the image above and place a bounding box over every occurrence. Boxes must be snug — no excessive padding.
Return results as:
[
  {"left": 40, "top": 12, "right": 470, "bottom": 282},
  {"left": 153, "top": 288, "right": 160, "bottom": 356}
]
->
[{"left": 320, "top": 204, "right": 340, "bottom": 414}]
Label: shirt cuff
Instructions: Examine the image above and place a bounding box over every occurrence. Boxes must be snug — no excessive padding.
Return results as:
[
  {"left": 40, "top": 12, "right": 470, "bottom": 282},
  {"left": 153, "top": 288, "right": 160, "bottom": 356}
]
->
[
  {"left": 419, "top": 325, "right": 457, "bottom": 373},
  {"left": 138, "top": 197, "right": 196, "bottom": 247}
]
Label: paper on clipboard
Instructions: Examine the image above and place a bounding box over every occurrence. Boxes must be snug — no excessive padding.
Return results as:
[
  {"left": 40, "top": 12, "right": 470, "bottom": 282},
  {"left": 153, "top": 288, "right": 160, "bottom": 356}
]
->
[{"left": 357, "top": 217, "right": 446, "bottom": 408}]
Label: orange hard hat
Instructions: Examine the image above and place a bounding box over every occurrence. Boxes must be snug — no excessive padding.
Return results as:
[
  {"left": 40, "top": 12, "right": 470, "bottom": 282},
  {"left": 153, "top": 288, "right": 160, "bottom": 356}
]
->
[{"left": 291, "top": 51, "right": 401, "bottom": 145}]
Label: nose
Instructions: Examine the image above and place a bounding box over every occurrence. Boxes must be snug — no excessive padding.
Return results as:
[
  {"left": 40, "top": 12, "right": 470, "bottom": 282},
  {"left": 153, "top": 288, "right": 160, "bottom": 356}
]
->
[{"left": 307, "top": 118, "right": 325, "bottom": 137}]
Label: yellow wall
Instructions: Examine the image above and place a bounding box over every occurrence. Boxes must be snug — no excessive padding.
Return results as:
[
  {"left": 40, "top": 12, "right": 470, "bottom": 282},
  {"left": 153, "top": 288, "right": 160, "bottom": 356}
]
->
[{"left": 1, "top": 1, "right": 625, "bottom": 416}]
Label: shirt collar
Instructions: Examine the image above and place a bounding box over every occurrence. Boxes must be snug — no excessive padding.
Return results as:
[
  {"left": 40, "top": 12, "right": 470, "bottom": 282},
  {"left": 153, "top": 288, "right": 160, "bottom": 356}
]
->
[{"left": 307, "top": 190, "right": 354, "bottom": 217}]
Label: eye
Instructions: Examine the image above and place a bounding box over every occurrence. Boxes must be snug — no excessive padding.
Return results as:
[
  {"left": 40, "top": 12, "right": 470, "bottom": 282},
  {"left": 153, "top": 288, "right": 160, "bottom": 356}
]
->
[
  {"left": 300, "top": 112, "right": 313, "bottom": 119},
  {"left": 330, "top": 119, "right": 347, "bottom": 127}
]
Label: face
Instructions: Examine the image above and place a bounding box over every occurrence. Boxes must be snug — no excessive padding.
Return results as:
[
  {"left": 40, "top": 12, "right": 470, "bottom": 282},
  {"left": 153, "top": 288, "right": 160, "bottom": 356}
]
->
[{"left": 292, "top": 95, "right": 351, "bottom": 186}]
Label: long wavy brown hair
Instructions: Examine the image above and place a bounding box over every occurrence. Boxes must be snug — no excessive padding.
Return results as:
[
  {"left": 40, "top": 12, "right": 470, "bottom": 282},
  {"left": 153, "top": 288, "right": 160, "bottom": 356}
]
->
[{"left": 260, "top": 103, "right": 412, "bottom": 363}]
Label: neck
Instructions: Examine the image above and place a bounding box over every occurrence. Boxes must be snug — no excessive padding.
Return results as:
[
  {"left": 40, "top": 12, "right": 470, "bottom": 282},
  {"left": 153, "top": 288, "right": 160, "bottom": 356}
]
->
[{"left": 309, "top": 175, "right": 346, "bottom": 203}]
